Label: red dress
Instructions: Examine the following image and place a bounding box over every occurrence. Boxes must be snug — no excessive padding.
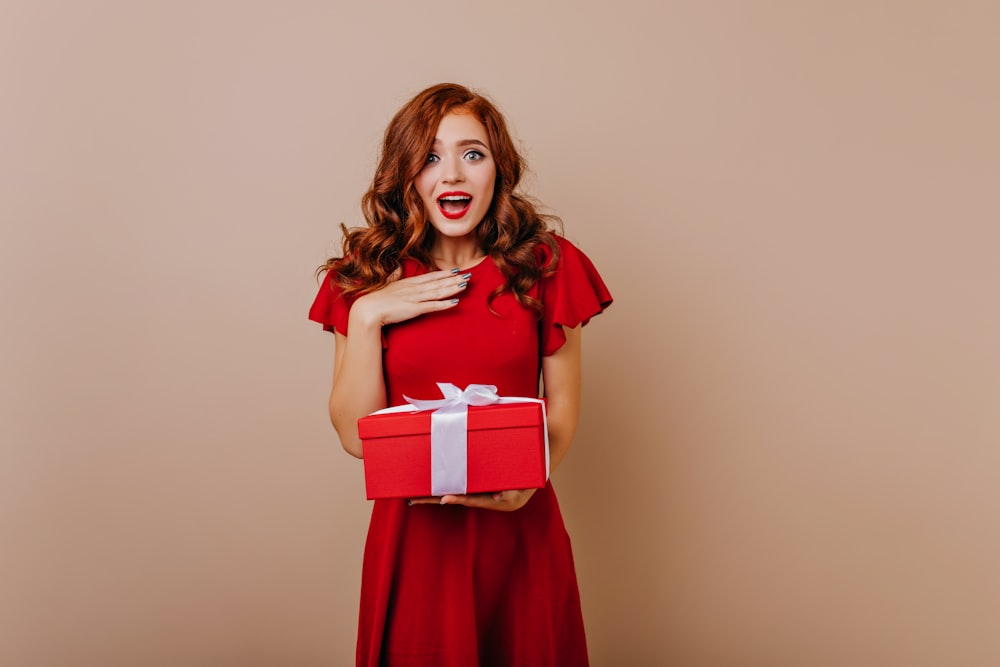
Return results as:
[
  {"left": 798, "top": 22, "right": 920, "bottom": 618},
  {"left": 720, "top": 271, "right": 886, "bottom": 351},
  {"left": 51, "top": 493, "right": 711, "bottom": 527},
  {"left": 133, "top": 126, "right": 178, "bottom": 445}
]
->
[{"left": 310, "top": 235, "right": 612, "bottom": 667}]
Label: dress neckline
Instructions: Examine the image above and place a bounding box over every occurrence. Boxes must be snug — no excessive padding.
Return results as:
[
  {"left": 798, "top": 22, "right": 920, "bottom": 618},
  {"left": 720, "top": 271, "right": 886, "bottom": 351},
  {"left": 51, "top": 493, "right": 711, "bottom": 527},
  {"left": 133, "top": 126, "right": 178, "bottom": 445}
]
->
[{"left": 432, "top": 254, "right": 491, "bottom": 274}]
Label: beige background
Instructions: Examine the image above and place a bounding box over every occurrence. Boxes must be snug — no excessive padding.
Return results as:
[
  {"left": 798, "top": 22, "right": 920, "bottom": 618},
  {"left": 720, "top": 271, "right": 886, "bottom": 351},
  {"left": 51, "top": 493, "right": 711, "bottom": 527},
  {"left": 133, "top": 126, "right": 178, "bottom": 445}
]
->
[{"left": 3, "top": 1, "right": 998, "bottom": 666}]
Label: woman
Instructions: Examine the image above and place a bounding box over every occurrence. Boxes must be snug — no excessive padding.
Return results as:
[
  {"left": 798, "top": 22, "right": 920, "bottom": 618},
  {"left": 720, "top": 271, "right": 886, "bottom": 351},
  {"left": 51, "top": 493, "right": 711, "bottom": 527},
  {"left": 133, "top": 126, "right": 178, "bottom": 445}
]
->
[{"left": 310, "top": 83, "right": 612, "bottom": 666}]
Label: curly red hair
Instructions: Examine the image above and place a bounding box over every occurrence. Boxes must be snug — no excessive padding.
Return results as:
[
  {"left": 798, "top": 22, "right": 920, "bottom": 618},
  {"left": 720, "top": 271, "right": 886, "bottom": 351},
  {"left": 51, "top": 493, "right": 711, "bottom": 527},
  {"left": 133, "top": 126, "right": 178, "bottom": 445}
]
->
[{"left": 321, "top": 83, "right": 560, "bottom": 313}]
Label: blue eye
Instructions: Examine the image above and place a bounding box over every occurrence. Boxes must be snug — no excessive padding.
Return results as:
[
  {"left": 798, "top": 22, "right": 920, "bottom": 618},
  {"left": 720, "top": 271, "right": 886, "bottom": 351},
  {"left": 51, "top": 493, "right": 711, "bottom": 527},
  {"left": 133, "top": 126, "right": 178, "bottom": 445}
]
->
[{"left": 464, "top": 150, "right": 484, "bottom": 161}]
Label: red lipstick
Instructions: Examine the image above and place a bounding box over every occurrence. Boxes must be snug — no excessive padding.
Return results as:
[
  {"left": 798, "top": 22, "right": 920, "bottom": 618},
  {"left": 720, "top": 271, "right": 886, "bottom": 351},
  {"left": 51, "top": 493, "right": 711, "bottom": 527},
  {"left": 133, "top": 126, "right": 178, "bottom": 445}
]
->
[{"left": 437, "top": 191, "right": 472, "bottom": 220}]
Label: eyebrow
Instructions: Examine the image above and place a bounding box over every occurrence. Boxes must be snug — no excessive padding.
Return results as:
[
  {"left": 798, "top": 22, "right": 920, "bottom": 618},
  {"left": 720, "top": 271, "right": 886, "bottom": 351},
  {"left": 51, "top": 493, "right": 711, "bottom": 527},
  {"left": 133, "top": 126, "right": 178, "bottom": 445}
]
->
[{"left": 431, "top": 138, "right": 489, "bottom": 150}]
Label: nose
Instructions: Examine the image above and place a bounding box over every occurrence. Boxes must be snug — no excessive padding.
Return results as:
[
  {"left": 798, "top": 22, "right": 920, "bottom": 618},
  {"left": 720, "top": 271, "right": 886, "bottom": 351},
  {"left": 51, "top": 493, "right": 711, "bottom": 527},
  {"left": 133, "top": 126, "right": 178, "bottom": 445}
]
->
[{"left": 441, "top": 155, "right": 465, "bottom": 184}]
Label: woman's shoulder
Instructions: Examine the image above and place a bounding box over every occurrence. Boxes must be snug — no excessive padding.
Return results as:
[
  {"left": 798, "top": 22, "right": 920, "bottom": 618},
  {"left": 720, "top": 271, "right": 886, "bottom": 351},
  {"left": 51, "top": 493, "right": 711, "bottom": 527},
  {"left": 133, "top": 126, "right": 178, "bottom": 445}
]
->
[{"left": 534, "top": 231, "right": 613, "bottom": 355}]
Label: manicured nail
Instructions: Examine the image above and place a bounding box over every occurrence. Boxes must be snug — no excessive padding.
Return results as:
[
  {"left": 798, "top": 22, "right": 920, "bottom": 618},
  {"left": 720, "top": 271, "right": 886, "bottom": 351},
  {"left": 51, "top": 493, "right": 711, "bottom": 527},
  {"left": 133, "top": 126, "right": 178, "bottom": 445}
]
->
[
  {"left": 458, "top": 281, "right": 468, "bottom": 288},
  {"left": 450, "top": 298, "right": 460, "bottom": 304},
  {"left": 450, "top": 268, "right": 461, "bottom": 274},
  {"left": 461, "top": 272, "right": 472, "bottom": 279}
]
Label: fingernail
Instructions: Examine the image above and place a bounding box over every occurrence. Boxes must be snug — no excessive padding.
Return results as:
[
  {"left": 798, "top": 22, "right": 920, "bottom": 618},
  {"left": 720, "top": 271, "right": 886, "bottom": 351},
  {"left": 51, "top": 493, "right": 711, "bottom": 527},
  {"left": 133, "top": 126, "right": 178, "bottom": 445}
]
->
[
  {"left": 450, "top": 268, "right": 461, "bottom": 274},
  {"left": 458, "top": 281, "right": 468, "bottom": 288},
  {"left": 450, "top": 298, "right": 459, "bottom": 304},
  {"left": 461, "top": 272, "right": 472, "bottom": 279},
  {"left": 407, "top": 500, "right": 414, "bottom": 506}
]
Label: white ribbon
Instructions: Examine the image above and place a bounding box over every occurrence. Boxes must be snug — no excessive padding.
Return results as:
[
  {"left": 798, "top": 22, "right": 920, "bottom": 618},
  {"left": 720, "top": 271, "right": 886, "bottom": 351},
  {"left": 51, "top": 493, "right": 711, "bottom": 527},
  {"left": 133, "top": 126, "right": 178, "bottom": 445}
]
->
[{"left": 371, "top": 383, "right": 550, "bottom": 496}]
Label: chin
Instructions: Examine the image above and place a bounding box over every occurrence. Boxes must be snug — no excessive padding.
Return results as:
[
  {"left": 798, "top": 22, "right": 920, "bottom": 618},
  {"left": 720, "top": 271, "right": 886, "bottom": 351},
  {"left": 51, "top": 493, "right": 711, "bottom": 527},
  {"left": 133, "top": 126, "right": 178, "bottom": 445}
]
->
[{"left": 429, "top": 217, "right": 482, "bottom": 239}]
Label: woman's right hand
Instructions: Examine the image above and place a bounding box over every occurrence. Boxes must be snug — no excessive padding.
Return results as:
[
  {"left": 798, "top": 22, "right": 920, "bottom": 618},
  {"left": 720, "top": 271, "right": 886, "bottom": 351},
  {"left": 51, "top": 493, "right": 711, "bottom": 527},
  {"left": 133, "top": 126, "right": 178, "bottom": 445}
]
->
[{"left": 350, "top": 268, "right": 470, "bottom": 329}]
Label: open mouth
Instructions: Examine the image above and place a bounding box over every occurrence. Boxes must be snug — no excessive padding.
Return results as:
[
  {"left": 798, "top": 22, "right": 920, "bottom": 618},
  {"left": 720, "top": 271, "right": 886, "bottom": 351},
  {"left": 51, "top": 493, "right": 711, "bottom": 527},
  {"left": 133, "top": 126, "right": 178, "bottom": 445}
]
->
[{"left": 437, "top": 192, "right": 472, "bottom": 220}]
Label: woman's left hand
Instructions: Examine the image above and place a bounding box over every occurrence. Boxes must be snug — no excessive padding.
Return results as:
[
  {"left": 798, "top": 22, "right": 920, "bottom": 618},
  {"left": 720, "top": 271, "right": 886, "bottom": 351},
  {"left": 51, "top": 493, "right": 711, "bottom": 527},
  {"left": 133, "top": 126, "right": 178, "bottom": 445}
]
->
[{"left": 408, "top": 489, "right": 536, "bottom": 511}]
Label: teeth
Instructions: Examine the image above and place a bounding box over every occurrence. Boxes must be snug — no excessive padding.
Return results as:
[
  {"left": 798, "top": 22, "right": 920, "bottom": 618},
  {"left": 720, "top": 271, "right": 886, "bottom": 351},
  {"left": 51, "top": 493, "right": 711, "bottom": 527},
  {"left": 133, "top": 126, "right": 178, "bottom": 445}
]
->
[{"left": 439, "top": 195, "right": 471, "bottom": 202}]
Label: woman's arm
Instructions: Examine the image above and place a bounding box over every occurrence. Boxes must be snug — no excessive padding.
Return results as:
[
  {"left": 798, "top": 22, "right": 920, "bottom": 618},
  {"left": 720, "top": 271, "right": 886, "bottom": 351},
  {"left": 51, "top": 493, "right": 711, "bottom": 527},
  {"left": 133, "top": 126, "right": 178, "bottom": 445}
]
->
[
  {"left": 328, "top": 269, "right": 470, "bottom": 457},
  {"left": 329, "top": 324, "right": 383, "bottom": 458},
  {"left": 430, "top": 325, "right": 583, "bottom": 510},
  {"left": 538, "top": 323, "right": 583, "bottom": 475}
]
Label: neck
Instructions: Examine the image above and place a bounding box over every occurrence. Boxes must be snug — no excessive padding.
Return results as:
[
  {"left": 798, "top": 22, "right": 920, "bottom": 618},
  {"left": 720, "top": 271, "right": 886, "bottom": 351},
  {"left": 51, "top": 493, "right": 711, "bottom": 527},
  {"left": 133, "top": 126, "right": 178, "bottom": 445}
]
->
[{"left": 430, "top": 236, "right": 485, "bottom": 270}]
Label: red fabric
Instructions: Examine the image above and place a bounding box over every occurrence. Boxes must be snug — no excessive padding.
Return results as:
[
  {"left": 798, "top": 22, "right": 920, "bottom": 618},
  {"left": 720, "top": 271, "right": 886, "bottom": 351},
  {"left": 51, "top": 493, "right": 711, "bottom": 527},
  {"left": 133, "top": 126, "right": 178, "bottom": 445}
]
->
[{"left": 309, "top": 234, "right": 612, "bottom": 666}]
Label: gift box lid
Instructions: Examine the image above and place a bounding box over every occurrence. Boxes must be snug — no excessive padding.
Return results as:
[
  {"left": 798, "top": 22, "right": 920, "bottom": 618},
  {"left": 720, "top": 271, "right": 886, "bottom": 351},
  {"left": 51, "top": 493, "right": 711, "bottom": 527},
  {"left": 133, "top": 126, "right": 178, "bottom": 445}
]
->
[{"left": 358, "top": 401, "right": 544, "bottom": 439}]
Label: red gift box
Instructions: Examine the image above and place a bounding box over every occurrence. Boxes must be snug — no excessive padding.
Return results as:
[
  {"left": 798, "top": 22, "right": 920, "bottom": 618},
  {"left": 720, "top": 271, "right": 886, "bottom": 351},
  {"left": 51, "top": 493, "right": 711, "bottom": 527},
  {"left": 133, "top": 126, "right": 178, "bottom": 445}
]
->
[{"left": 358, "top": 401, "right": 548, "bottom": 500}]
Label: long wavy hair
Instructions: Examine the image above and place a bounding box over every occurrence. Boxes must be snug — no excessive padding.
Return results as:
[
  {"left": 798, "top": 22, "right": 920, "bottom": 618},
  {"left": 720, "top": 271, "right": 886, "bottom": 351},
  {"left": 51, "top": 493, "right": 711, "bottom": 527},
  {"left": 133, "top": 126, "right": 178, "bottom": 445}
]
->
[{"left": 320, "top": 83, "right": 560, "bottom": 314}]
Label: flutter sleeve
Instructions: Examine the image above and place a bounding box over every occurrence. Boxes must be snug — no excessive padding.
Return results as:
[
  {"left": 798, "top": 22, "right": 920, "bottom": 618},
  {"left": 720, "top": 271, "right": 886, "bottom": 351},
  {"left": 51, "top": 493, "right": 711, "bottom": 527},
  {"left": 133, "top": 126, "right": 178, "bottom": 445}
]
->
[
  {"left": 308, "top": 268, "right": 352, "bottom": 335},
  {"left": 539, "top": 235, "right": 614, "bottom": 356}
]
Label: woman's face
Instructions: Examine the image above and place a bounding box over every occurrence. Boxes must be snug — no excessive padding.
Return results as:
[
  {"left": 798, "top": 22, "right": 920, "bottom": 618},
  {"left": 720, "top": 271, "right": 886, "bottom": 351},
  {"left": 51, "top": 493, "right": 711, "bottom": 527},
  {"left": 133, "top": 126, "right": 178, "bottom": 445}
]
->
[{"left": 414, "top": 111, "right": 497, "bottom": 244}]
